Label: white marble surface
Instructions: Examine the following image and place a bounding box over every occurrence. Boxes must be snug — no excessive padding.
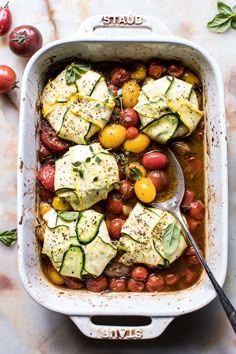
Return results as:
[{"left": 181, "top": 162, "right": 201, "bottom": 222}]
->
[{"left": 1, "top": 0, "right": 236, "bottom": 352}]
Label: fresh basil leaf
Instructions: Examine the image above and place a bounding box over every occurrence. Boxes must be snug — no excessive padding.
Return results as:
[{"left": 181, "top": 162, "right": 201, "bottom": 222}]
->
[
  {"left": 217, "top": 1, "right": 233, "bottom": 15},
  {"left": 233, "top": 5, "right": 236, "bottom": 12},
  {"left": 162, "top": 223, "right": 181, "bottom": 256},
  {"left": 58, "top": 212, "right": 79, "bottom": 222},
  {"left": 65, "top": 62, "right": 91, "bottom": 85},
  {"left": 207, "top": 13, "right": 232, "bottom": 33},
  {"left": 231, "top": 17, "right": 236, "bottom": 29},
  {"left": 0, "top": 229, "right": 17, "bottom": 247}
]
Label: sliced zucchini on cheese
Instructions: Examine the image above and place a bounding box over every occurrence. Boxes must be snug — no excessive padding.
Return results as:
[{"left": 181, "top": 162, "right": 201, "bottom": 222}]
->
[
  {"left": 55, "top": 143, "right": 119, "bottom": 211},
  {"left": 141, "top": 112, "right": 179, "bottom": 144},
  {"left": 76, "top": 210, "right": 104, "bottom": 244},
  {"left": 118, "top": 202, "right": 187, "bottom": 268},
  {"left": 41, "top": 208, "right": 117, "bottom": 279},
  {"left": 134, "top": 75, "right": 203, "bottom": 143},
  {"left": 41, "top": 69, "right": 115, "bottom": 144},
  {"left": 59, "top": 246, "right": 85, "bottom": 278}
]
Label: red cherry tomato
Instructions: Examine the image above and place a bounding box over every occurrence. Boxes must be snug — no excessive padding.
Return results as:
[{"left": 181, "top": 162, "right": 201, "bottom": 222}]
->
[
  {"left": 0, "top": 2, "right": 12, "bottom": 36},
  {"left": 184, "top": 156, "right": 202, "bottom": 179},
  {"left": 147, "top": 170, "right": 169, "bottom": 192},
  {"left": 38, "top": 165, "right": 55, "bottom": 192},
  {"left": 126, "top": 126, "right": 139, "bottom": 140},
  {"left": 142, "top": 151, "right": 169, "bottom": 170},
  {"left": 0, "top": 65, "right": 17, "bottom": 94},
  {"left": 108, "top": 218, "right": 124, "bottom": 240},
  {"left": 164, "top": 273, "right": 180, "bottom": 286},
  {"left": 106, "top": 194, "right": 123, "bottom": 214},
  {"left": 38, "top": 184, "right": 54, "bottom": 203},
  {"left": 110, "top": 67, "right": 130, "bottom": 87},
  {"left": 185, "top": 268, "right": 198, "bottom": 284},
  {"left": 131, "top": 266, "right": 148, "bottom": 282},
  {"left": 118, "top": 180, "right": 134, "bottom": 200},
  {"left": 86, "top": 275, "right": 108, "bottom": 292},
  {"left": 61, "top": 276, "right": 84, "bottom": 289},
  {"left": 109, "top": 278, "right": 127, "bottom": 292},
  {"left": 181, "top": 189, "right": 195, "bottom": 209},
  {"left": 9, "top": 25, "right": 43, "bottom": 57},
  {"left": 145, "top": 273, "right": 165, "bottom": 292},
  {"left": 40, "top": 120, "right": 69, "bottom": 152},
  {"left": 187, "top": 217, "right": 201, "bottom": 233},
  {"left": 107, "top": 82, "right": 118, "bottom": 97},
  {"left": 120, "top": 107, "right": 139, "bottom": 128},
  {"left": 189, "top": 200, "right": 205, "bottom": 220},
  {"left": 127, "top": 278, "right": 144, "bottom": 292}
]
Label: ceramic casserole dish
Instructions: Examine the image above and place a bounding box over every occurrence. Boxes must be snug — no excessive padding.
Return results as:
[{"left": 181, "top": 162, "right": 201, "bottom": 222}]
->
[{"left": 17, "top": 15, "right": 228, "bottom": 340}]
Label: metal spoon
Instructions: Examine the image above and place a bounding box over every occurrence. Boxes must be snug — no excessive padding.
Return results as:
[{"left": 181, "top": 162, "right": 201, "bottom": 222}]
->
[{"left": 150, "top": 147, "right": 236, "bottom": 334}]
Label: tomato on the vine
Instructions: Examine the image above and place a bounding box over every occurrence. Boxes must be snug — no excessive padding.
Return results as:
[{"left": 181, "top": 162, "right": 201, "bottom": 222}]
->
[
  {"left": 0, "top": 2, "right": 12, "bottom": 36},
  {"left": 0, "top": 65, "right": 17, "bottom": 94},
  {"left": 9, "top": 25, "right": 43, "bottom": 57}
]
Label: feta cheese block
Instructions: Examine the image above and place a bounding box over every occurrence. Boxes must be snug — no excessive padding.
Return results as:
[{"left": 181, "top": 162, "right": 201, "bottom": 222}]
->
[
  {"left": 41, "top": 69, "right": 115, "bottom": 144},
  {"left": 42, "top": 208, "right": 117, "bottom": 278},
  {"left": 118, "top": 202, "right": 187, "bottom": 267},
  {"left": 54, "top": 143, "right": 120, "bottom": 211},
  {"left": 134, "top": 75, "right": 204, "bottom": 144}
]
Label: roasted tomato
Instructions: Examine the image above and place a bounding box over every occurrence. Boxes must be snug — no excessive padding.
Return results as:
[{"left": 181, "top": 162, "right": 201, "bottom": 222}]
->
[
  {"left": 106, "top": 194, "right": 123, "bottom": 214},
  {"left": 118, "top": 179, "right": 134, "bottom": 200},
  {"left": 147, "top": 170, "right": 169, "bottom": 193},
  {"left": 142, "top": 151, "right": 169, "bottom": 170},
  {"left": 40, "top": 120, "right": 69, "bottom": 152},
  {"left": 110, "top": 67, "right": 130, "bottom": 87},
  {"left": 134, "top": 177, "right": 156, "bottom": 203},
  {"left": 38, "top": 165, "right": 55, "bottom": 192},
  {"left": 119, "top": 107, "right": 139, "bottom": 128},
  {"left": 108, "top": 218, "right": 124, "bottom": 240}
]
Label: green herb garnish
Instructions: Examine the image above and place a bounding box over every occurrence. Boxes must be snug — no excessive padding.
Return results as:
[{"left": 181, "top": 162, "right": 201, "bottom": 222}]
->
[
  {"left": 65, "top": 62, "right": 91, "bottom": 85},
  {"left": 162, "top": 223, "right": 181, "bottom": 255},
  {"left": 0, "top": 229, "right": 17, "bottom": 247},
  {"left": 207, "top": 1, "right": 236, "bottom": 33}
]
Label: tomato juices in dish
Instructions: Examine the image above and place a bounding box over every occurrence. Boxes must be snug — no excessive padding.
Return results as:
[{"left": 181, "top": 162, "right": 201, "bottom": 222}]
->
[{"left": 37, "top": 60, "right": 205, "bottom": 293}]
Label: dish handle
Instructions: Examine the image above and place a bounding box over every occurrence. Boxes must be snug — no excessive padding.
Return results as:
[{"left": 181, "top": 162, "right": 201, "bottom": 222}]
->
[
  {"left": 75, "top": 15, "right": 172, "bottom": 38},
  {"left": 70, "top": 315, "right": 174, "bottom": 339}
]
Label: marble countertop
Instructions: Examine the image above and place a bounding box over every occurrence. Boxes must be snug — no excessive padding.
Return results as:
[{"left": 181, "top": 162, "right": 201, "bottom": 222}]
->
[{"left": 1, "top": 0, "right": 236, "bottom": 352}]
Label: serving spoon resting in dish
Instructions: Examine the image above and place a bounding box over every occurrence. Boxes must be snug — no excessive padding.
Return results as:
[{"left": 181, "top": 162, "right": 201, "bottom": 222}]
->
[{"left": 150, "top": 148, "right": 236, "bottom": 334}]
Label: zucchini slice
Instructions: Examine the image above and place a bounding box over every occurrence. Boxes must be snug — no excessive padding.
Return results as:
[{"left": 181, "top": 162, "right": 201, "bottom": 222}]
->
[
  {"left": 141, "top": 112, "right": 179, "bottom": 144},
  {"left": 59, "top": 245, "right": 85, "bottom": 278},
  {"left": 76, "top": 210, "right": 104, "bottom": 244}
]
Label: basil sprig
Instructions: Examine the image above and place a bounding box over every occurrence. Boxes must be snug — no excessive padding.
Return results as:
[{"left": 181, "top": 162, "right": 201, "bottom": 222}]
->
[
  {"left": 0, "top": 229, "right": 17, "bottom": 247},
  {"left": 65, "top": 62, "right": 91, "bottom": 85},
  {"left": 162, "top": 223, "right": 181, "bottom": 255},
  {"left": 207, "top": 1, "right": 236, "bottom": 33}
]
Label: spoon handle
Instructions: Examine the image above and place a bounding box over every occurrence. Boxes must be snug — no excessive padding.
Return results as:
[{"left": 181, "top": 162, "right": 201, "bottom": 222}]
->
[{"left": 174, "top": 209, "right": 236, "bottom": 334}]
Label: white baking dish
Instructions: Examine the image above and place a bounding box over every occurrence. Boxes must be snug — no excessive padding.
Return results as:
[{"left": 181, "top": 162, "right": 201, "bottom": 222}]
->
[{"left": 17, "top": 15, "right": 228, "bottom": 340}]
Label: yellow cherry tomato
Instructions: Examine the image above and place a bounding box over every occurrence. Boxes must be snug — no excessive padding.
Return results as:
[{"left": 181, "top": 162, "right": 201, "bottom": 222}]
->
[
  {"left": 134, "top": 177, "right": 156, "bottom": 203},
  {"left": 125, "top": 162, "right": 146, "bottom": 181},
  {"left": 122, "top": 80, "right": 140, "bottom": 108},
  {"left": 47, "top": 265, "right": 65, "bottom": 286},
  {"left": 39, "top": 202, "right": 51, "bottom": 218},
  {"left": 130, "top": 63, "right": 147, "bottom": 81},
  {"left": 52, "top": 196, "right": 71, "bottom": 211},
  {"left": 98, "top": 124, "right": 127, "bottom": 149},
  {"left": 181, "top": 70, "right": 200, "bottom": 85},
  {"left": 123, "top": 133, "right": 151, "bottom": 154}
]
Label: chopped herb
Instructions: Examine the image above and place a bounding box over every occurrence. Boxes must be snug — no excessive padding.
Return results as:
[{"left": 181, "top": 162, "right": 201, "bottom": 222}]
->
[
  {"left": 73, "top": 167, "right": 84, "bottom": 178},
  {"left": 89, "top": 146, "right": 94, "bottom": 153},
  {"left": 93, "top": 177, "right": 98, "bottom": 182},
  {"left": 72, "top": 161, "right": 82, "bottom": 167},
  {"left": 0, "top": 229, "right": 17, "bottom": 247},
  {"left": 85, "top": 157, "right": 91, "bottom": 163},
  {"left": 95, "top": 156, "right": 102, "bottom": 164}
]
